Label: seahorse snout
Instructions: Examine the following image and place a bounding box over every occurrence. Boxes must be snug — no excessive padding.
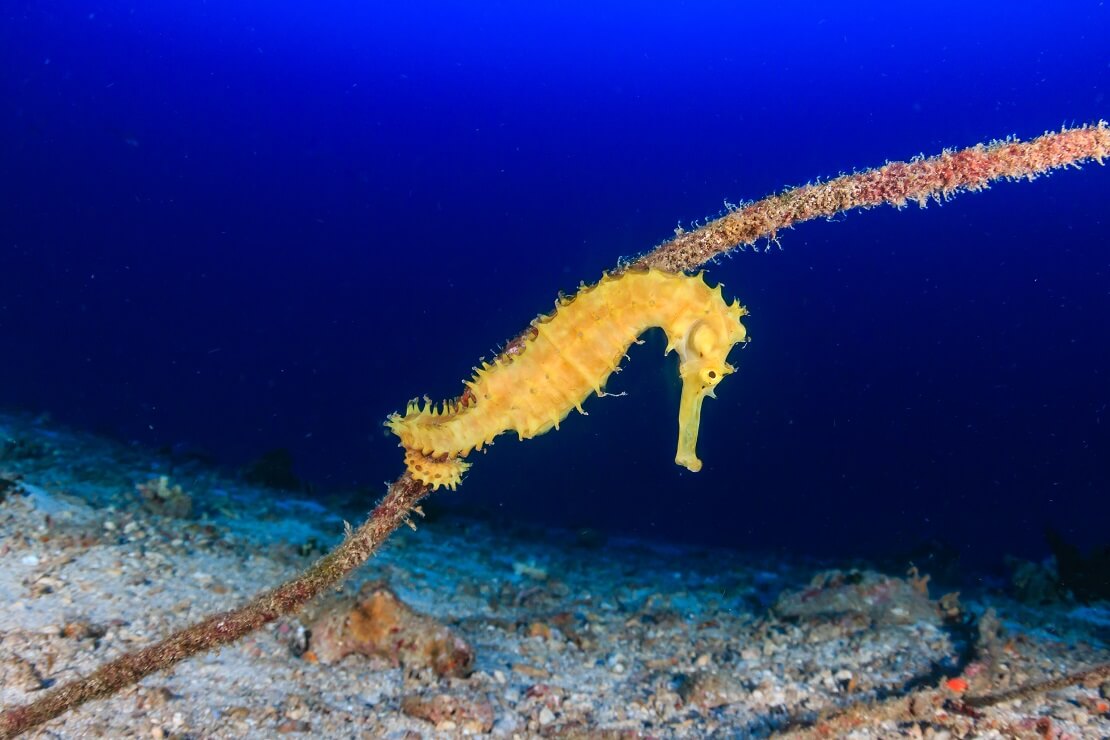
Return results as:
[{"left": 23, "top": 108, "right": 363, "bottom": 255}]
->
[{"left": 672, "top": 305, "right": 748, "bottom": 472}]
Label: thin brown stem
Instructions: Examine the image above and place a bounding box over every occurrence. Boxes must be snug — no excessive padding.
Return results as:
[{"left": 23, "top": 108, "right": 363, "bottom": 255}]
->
[
  {"left": 772, "top": 662, "right": 1110, "bottom": 739},
  {"left": 963, "top": 662, "right": 1110, "bottom": 708},
  {"left": 633, "top": 122, "right": 1108, "bottom": 274}
]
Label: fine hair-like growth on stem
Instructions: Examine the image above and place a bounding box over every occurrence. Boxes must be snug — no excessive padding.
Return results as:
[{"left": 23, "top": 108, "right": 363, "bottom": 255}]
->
[
  {"left": 2, "top": 122, "right": 1107, "bottom": 738},
  {"left": 634, "top": 123, "right": 1109, "bottom": 273}
]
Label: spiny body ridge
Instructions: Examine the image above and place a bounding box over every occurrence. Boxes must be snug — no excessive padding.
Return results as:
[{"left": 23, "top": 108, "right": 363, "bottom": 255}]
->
[{"left": 386, "top": 268, "right": 749, "bottom": 489}]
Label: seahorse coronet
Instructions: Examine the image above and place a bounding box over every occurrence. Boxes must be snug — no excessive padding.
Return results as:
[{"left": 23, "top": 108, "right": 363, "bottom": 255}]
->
[{"left": 386, "top": 268, "right": 749, "bottom": 485}]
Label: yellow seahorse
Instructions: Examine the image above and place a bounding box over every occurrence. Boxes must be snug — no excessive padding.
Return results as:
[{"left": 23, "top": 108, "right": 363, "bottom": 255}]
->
[{"left": 386, "top": 268, "right": 748, "bottom": 489}]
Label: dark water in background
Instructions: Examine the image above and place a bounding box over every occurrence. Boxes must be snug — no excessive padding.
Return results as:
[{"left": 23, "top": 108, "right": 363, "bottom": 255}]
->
[{"left": 1, "top": 2, "right": 1107, "bottom": 567}]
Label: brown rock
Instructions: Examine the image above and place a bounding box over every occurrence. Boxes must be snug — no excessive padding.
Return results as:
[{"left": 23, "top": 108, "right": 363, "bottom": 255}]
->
[
  {"left": 306, "top": 582, "right": 473, "bottom": 677},
  {"left": 400, "top": 692, "right": 495, "bottom": 732},
  {"left": 773, "top": 569, "right": 941, "bottom": 626},
  {"left": 63, "top": 620, "right": 106, "bottom": 640},
  {"left": 676, "top": 670, "right": 745, "bottom": 709},
  {"left": 528, "top": 621, "right": 553, "bottom": 640},
  {"left": 276, "top": 720, "right": 311, "bottom": 733},
  {"left": 513, "top": 662, "right": 551, "bottom": 680},
  {"left": 5, "top": 656, "right": 44, "bottom": 692},
  {"left": 136, "top": 476, "right": 193, "bottom": 519}
]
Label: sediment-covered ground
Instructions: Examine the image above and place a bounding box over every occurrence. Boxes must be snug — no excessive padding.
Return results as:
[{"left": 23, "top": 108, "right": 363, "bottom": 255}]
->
[{"left": 1, "top": 413, "right": 1107, "bottom": 738}]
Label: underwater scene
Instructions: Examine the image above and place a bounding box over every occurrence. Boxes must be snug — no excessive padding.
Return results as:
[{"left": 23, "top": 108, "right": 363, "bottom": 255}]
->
[{"left": 1, "top": 2, "right": 1109, "bottom": 737}]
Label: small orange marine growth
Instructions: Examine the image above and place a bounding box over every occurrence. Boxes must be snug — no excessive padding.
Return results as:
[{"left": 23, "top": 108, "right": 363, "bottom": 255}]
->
[{"left": 387, "top": 269, "right": 748, "bottom": 489}]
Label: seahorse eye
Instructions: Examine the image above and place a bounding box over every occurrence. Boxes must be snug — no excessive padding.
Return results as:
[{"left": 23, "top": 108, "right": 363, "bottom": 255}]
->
[{"left": 699, "top": 367, "right": 722, "bottom": 385}]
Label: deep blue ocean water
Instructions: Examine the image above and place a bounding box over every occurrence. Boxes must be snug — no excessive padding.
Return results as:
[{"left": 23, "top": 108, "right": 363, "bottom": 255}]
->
[{"left": 2, "top": 2, "right": 1107, "bottom": 569}]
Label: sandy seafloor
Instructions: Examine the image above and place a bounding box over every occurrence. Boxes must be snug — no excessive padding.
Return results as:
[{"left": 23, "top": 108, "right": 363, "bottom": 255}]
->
[{"left": 1, "top": 412, "right": 1107, "bottom": 739}]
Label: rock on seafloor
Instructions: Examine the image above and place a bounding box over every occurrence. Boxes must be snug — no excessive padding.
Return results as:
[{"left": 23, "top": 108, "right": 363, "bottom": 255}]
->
[{"left": 304, "top": 581, "right": 474, "bottom": 677}]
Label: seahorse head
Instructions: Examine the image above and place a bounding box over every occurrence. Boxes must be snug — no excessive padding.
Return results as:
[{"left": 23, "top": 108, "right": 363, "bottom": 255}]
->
[{"left": 672, "top": 300, "right": 748, "bottom": 472}]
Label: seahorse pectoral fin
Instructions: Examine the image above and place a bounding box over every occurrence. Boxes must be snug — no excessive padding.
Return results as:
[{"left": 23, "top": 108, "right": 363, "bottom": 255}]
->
[{"left": 675, "top": 376, "right": 706, "bottom": 472}]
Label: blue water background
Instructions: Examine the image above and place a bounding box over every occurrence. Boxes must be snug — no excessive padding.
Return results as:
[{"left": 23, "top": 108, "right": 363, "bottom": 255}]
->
[{"left": 2, "top": 2, "right": 1108, "bottom": 566}]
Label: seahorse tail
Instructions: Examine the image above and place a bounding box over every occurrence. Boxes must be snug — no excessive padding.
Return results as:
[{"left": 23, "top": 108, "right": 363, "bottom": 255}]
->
[{"left": 403, "top": 449, "right": 470, "bottom": 491}]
